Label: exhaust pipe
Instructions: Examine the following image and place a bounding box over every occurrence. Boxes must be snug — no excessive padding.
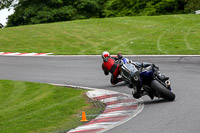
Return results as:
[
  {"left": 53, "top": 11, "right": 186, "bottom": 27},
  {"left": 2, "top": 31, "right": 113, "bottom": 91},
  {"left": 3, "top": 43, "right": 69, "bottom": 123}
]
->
[{"left": 165, "top": 80, "right": 171, "bottom": 86}]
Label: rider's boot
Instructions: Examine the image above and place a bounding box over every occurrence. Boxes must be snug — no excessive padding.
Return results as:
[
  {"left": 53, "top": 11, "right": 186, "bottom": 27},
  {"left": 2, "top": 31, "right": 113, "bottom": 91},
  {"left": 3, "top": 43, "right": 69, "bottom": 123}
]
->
[
  {"left": 142, "top": 90, "right": 154, "bottom": 100},
  {"left": 132, "top": 87, "right": 142, "bottom": 99},
  {"left": 127, "top": 83, "right": 133, "bottom": 88},
  {"left": 111, "top": 76, "right": 123, "bottom": 85},
  {"left": 132, "top": 89, "right": 154, "bottom": 100},
  {"left": 153, "top": 65, "right": 169, "bottom": 81},
  {"left": 157, "top": 71, "right": 169, "bottom": 81},
  {"left": 132, "top": 90, "right": 141, "bottom": 99}
]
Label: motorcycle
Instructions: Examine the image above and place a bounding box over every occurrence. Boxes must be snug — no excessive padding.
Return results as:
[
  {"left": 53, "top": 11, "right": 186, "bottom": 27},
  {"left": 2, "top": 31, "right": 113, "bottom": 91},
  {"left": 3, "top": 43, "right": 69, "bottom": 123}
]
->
[{"left": 119, "top": 60, "right": 175, "bottom": 101}]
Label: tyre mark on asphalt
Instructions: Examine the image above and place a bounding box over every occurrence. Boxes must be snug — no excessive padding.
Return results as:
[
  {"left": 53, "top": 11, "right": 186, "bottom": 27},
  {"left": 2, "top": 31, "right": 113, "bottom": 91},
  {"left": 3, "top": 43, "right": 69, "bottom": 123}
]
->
[
  {"left": 184, "top": 23, "right": 200, "bottom": 50},
  {"left": 156, "top": 15, "right": 184, "bottom": 54}
]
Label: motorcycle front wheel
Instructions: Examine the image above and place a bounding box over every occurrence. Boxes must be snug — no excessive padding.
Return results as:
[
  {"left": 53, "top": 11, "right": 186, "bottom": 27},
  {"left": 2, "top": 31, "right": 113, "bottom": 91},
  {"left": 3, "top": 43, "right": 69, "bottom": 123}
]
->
[{"left": 151, "top": 80, "right": 175, "bottom": 101}]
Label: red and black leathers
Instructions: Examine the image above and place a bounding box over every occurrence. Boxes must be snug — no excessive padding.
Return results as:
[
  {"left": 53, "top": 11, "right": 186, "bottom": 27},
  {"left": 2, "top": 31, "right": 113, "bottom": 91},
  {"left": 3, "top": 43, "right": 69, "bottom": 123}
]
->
[{"left": 102, "top": 56, "right": 122, "bottom": 85}]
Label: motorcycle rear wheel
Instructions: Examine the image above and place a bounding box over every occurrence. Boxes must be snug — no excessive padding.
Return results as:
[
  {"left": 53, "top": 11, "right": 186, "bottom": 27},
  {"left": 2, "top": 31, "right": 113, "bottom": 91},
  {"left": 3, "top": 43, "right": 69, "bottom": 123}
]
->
[{"left": 151, "top": 80, "right": 175, "bottom": 101}]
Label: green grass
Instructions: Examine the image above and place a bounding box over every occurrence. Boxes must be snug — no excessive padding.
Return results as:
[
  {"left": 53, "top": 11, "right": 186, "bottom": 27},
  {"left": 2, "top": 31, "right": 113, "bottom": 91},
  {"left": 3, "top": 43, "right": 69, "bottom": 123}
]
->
[
  {"left": 0, "top": 80, "right": 91, "bottom": 133},
  {"left": 0, "top": 14, "right": 200, "bottom": 55}
]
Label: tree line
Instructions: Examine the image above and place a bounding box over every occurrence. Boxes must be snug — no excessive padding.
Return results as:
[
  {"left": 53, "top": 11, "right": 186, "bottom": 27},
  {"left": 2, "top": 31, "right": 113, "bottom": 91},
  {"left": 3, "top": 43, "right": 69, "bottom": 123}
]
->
[{"left": 1, "top": 0, "right": 199, "bottom": 27}]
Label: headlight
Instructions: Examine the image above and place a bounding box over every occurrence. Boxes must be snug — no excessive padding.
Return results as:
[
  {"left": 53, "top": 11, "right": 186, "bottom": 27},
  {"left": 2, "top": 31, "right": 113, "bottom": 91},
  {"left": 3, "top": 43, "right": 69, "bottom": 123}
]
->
[{"left": 165, "top": 80, "right": 170, "bottom": 86}]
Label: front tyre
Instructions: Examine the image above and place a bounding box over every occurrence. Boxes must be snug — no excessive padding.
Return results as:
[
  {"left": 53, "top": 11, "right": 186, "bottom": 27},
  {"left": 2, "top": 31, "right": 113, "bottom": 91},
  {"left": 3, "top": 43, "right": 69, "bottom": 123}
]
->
[{"left": 151, "top": 80, "right": 175, "bottom": 101}]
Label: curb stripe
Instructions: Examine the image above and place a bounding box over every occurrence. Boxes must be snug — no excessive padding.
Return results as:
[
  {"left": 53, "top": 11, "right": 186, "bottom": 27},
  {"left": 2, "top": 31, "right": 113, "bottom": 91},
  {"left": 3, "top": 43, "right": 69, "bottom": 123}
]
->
[
  {"left": 0, "top": 52, "right": 53, "bottom": 56},
  {"left": 103, "top": 105, "right": 138, "bottom": 114},
  {"left": 34, "top": 53, "right": 48, "bottom": 56},
  {"left": 67, "top": 90, "right": 143, "bottom": 133},
  {"left": 93, "top": 94, "right": 126, "bottom": 100},
  {"left": 68, "top": 128, "right": 104, "bottom": 133},
  {"left": 16, "top": 53, "right": 30, "bottom": 55},
  {"left": 106, "top": 102, "right": 137, "bottom": 109},
  {"left": 51, "top": 83, "right": 144, "bottom": 133},
  {"left": 96, "top": 110, "right": 132, "bottom": 118},
  {"left": 0, "top": 52, "right": 12, "bottom": 54},
  {"left": 105, "top": 99, "right": 136, "bottom": 105},
  {"left": 100, "top": 97, "right": 126, "bottom": 103},
  {"left": 84, "top": 115, "right": 129, "bottom": 125},
  {"left": 71, "top": 123, "right": 116, "bottom": 131},
  {"left": 17, "top": 53, "right": 37, "bottom": 56},
  {"left": 53, "top": 84, "right": 144, "bottom": 133}
]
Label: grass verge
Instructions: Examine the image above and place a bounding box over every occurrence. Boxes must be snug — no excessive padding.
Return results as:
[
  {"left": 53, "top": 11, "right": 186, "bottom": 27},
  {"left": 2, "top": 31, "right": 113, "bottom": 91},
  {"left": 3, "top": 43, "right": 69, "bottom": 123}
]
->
[
  {"left": 0, "top": 14, "right": 200, "bottom": 55},
  {"left": 0, "top": 80, "right": 103, "bottom": 133}
]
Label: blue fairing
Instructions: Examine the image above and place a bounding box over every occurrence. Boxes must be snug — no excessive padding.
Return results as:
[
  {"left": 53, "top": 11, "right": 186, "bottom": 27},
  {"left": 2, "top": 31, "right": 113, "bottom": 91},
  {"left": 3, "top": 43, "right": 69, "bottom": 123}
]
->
[{"left": 140, "top": 70, "right": 153, "bottom": 78}]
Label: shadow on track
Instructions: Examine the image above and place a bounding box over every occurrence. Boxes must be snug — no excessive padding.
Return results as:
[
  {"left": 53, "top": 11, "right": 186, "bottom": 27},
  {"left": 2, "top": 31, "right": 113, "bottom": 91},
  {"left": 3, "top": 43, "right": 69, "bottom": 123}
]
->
[
  {"left": 110, "top": 82, "right": 127, "bottom": 87},
  {"left": 143, "top": 99, "right": 169, "bottom": 105}
]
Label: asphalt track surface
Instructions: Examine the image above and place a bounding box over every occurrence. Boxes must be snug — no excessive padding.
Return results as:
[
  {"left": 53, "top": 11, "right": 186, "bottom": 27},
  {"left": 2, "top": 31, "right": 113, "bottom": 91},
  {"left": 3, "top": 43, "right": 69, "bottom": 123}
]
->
[{"left": 0, "top": 55, "right": 200, "bottom": 133}]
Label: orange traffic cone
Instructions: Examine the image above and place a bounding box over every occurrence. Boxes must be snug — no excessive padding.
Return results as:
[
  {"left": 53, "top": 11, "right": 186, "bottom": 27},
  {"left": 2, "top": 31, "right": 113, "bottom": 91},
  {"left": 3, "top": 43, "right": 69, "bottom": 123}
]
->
[{"left": 80, "top": 111, "right": 88, "bottom": 122}]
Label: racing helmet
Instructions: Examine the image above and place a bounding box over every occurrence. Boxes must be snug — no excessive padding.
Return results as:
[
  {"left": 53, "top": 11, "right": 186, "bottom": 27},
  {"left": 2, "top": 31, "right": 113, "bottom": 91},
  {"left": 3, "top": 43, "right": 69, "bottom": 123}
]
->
[{"left": 102, "top": 51, "right": 110, "bottom": 60}]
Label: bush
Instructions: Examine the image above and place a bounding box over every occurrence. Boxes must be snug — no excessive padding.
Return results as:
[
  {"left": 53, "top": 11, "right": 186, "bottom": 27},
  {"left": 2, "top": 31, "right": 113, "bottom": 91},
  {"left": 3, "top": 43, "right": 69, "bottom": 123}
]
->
[
  {"left": 0, "top": 23, "right": 4, "bottom": 28},
  {"left": 184, "top": 0, "right": 200, "bottom": 13},
  {"left": 103, "top": 0, "right": 185, "bottom": 17},
  {"left": 7, "top": 0, "right": 105, "bottom": 27}
]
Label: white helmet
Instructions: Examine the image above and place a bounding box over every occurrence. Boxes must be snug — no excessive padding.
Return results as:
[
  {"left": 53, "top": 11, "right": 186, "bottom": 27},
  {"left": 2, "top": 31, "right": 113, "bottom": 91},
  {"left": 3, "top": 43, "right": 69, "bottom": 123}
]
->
[{"left": 102, "top": 51, "right": 110, "bottom": 60}]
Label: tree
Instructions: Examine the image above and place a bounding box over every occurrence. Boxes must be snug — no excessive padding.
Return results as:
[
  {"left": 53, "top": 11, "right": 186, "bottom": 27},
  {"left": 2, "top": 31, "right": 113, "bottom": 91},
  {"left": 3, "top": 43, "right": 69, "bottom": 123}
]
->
[
  {"left": 1, "top": 0, "right": 194, "bottom": 27},
  {"left": 6, "top": 0, "right": 106, "bottom": 27},
  {"left": 0, "top": 23, "right": 4, "bottom": 28},
  {"left": 184, "top": 0, "right": 200, "bottom": 13},
  {"left": 0, "top": 0, "right": 17, "bottom": 10},
  {"left": 103, "top": 0, "right": 185, "bottom": 17}
]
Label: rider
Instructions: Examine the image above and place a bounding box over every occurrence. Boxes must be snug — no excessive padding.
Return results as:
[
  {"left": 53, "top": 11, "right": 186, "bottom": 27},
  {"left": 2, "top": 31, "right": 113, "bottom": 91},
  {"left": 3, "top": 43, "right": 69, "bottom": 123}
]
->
[
  {"left": 102, "top": 51, "right": 123, "bottom": 85},
  {"left": 102, "top": 51, "right": 169, "bottom": 99}
]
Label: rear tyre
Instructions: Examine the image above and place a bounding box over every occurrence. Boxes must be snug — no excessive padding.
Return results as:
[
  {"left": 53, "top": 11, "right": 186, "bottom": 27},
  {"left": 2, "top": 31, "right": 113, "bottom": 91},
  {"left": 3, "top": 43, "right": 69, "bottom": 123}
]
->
[{"left": 151, "top": 80, "right": 175, "bottom": 101}]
